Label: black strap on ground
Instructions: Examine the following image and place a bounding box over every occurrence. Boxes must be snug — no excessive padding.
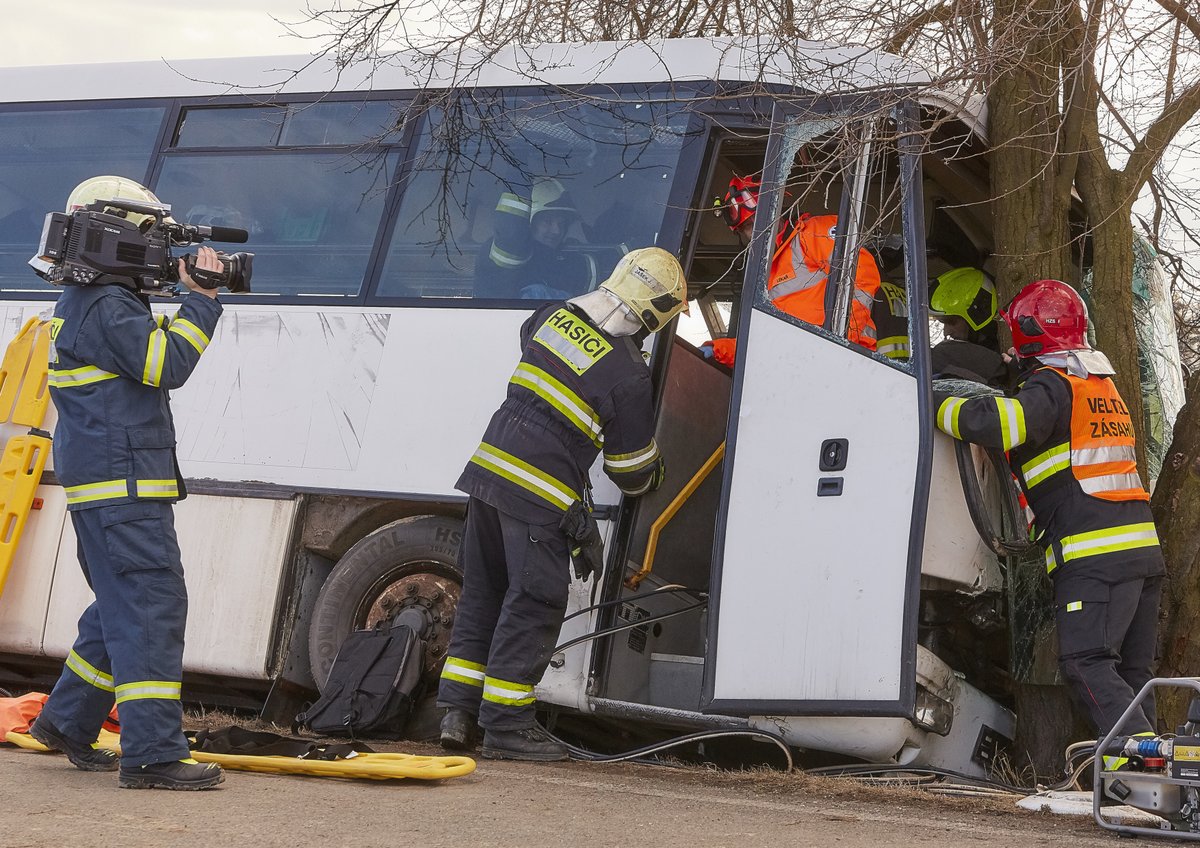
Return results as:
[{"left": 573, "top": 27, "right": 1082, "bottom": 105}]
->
[{"left": 186, "top": 726, "right": 371, "bottom": 760}]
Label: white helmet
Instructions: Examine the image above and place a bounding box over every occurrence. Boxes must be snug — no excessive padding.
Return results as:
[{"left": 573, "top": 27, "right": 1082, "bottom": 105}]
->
[
  {"left": 66, "top": 175, "right": 167, "bottom": 230},
  {"left": 530, "top": 178, "right": 578, "bottom": 221},
  {"left": 599, "top": 247, "right": 688, "bottom": 332}
]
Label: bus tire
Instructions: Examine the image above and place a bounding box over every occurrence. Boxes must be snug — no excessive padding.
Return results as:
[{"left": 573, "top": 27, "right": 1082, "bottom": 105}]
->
[{"left": 308, "top": 515, "right": 464, "bottom": 691}]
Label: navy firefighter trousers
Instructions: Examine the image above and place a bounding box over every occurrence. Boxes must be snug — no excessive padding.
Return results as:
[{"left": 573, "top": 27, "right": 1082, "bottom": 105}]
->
[
  {"left": 437, "top": 497, "right": 572, "bottom": 731},
  {"left": 39, "top": 501, "right": 190, "bottom": 768}
]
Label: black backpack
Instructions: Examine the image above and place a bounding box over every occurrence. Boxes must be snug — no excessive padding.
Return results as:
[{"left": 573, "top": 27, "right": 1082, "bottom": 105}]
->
[{"left": 295, "top": 621, "right": 425, "bottom": 740}]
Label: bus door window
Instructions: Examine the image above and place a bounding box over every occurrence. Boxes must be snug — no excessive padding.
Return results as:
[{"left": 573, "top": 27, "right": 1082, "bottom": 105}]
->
[
  {"left": 375, "top": 92, "right": 695, "bottom": 302},
  {"left": 0, "top": 106, "right": 166, "bottom": 292},
  {"left": 679, "top": 137, "right": 766, "bottom": 353}
]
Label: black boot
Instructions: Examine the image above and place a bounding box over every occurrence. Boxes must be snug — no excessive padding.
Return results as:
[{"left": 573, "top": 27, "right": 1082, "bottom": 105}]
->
[
  {"left": 119, "top": 759, "right": 224, "bottom": 790},
  {"left": 29, "top": 716, "right": 119, "bottom": 772},
  {"left": 481, "top": 725, "right": 568, "bottom": 762},
  {"left": 439, "top": 708, "right": 480, "bottom": 751}
]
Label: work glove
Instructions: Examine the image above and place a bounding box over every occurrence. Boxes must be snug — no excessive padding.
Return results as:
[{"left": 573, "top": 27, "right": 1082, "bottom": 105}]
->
[
  {"left": 700, "top": 341, "right": 715, "bottom": 360},
  {"left": 559, "top": 501, "right": 604, "bottom": 582},
  {"left": 570, "top": 531, "right": 605, "bottom": 582}
]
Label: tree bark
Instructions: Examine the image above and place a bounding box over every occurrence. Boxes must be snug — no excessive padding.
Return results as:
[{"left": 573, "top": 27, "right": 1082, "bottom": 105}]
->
[
  {"left": 987, "top": 0, "right": 1087, "bottom": 778},
  {"left": 988, "top": 1, "right": 1075, "bottom": 305}
]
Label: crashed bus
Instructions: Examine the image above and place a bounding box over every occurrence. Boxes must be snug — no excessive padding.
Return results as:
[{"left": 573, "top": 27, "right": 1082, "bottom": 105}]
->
[{"left": 0, "top": 37, "right": 1183, "bottom": 777}]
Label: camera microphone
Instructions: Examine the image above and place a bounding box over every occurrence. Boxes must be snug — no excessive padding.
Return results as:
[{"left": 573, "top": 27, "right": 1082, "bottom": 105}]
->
[{"left": 199, "top": 225, "right": 249, "bottom": 244}]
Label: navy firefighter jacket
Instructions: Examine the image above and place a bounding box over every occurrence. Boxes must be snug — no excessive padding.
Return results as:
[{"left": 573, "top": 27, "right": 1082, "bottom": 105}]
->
[
  {"left": 48, "top": 284, "right": 222, "bottom": 510},
  {"left": 456, "top": 301, "right": 662, "bottom": 525}
]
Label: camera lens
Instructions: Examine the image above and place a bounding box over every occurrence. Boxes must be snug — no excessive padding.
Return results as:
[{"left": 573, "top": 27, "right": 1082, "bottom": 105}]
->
[{"left": 223, "top": 252, "right": 253, "bottom": 293}]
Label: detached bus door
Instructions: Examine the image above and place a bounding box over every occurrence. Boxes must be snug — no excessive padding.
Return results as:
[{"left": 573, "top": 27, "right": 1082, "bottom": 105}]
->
[{"left": 703, "top": 103, "right": 933, "bottom": 717}]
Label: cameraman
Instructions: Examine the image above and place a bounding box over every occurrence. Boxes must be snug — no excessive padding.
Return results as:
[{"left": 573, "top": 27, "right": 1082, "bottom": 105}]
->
[{"left": 29, "top": 176, "right": 225, "bottom": 791}]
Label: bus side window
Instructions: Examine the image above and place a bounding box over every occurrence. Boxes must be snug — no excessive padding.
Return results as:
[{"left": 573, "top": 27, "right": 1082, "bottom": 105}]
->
[
  {"left": 374, "top": 94, "right": 692, "bottom": 302},
  {"left": 0, "top": 107, "right": 167, "bottom": 293}
]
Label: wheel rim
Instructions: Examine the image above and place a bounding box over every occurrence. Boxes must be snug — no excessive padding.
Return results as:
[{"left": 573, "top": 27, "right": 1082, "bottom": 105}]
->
[{"left": 353, "top": 560, "right": 462, "bottom": 680}]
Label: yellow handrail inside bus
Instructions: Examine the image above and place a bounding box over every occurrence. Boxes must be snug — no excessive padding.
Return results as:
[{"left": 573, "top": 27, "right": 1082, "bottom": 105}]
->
[{"left": 624, "top": 441, "right": 725, "bottom": 591}]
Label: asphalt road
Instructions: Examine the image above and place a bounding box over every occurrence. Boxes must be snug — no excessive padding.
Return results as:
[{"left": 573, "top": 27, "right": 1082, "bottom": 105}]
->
[{"left": 0, "top": 744, "right": 1127, "bottom": 848}]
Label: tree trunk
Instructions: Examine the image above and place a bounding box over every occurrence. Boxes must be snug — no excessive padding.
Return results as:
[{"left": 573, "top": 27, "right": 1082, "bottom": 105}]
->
[
  {"left": 987, "top": 0, "right": 1084, "bottom": 778},
  {"left": 1075, "top": 157, "right": 1148, "bottom": 475},
  {"left": 988, "top": 0, "right": 1074, "bottom": 306},
  {"left": 1152, "top": 371, "right": 1200, "bottom": 728}
]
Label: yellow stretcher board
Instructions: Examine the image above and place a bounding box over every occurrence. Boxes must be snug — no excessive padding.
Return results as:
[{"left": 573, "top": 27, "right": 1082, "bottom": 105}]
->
[
  {"left": 6, "top": 729, "right": 121, "bottom": 752},
  {"left": 12, "top": 321, "right": 51, "bottom": 428},
  {"left": 5, "top": 731, "right": 476, "bottom": 781},
  {"left": 188, "top": 749, "right": 477, "bottom": 781},
  {"left": 0, "top": 434, "right": 51, "bottom": 597},
  {"left": 0, "top": 318, "right": 51, "bottom": 427},
  {"left": 0, "top": 318, "right": 40, "bottom": 424},
  {"left": 0, "top": 318, "right": 52, "bottom": 599}
]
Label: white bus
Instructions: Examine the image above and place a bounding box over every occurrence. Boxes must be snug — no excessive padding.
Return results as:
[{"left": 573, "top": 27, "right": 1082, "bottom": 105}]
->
[{"left": 0, "top": 37, "right": 1174, "bottom": 773}]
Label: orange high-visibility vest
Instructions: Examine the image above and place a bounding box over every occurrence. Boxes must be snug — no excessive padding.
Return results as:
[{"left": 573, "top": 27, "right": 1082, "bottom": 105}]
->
[
  {"left": 1050, "top": 366, "right": 1148, "bottom": 502},
  {"left": 767, "top": 215, "right": 880, "bottom": 351}
]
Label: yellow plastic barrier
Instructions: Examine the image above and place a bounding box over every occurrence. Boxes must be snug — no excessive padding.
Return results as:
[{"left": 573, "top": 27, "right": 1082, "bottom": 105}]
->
[
  {"left": 0, "top": 434, "right": 51, "bottom": 596},
  {"left": 6, "top": 730, "right": 475, "bottom": 781},
  {"left": 0, "top": 318, "right": 40, "bottom": 424}
]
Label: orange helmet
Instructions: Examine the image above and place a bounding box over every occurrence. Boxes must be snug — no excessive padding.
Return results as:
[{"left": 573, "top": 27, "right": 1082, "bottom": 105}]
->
[
  {"left": 1000, "top": 279, "right": 1090, "bottom": 358},
  {"left": 719, "top": 175, "right": 761, "bottom": 231}
]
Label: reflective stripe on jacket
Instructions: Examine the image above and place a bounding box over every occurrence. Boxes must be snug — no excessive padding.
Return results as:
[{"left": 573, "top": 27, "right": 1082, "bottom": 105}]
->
[
  {"left": 49, "top": 285, "right": 222, "bottom": 510},
  {"left": 456, "top": 302, "right": 660, "bottom": 523},
  {"left": 767, "top": 215, "right": 880, "bottom": 351}
]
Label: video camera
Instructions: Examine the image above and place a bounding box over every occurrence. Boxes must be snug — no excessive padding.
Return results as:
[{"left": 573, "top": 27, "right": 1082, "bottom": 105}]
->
[{"left": 28, "top": 197, "right": 253, "bottom": 295}]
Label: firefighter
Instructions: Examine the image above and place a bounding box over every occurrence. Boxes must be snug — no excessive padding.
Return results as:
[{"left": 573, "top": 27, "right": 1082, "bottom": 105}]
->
[
  {"left": 873, "top": 277, "right": 910, "bottom": 362},
  {"left": 702, "top": 175, "right": 881, "bottom": 364},
  {"left": 28, "top": 176, "right": 225, "bottom": 790},
  {"left": 928, "top": 266, "right": 1014, "bottom": 390},
  {"left": 933, "top": 279, "right": 1164, "bottom": 739},
  {"left": 439, "top": 247, "right": 687, "bottom": 761},
  {"left": 475, "top": 177, "right": 614, "bottom": 300}
]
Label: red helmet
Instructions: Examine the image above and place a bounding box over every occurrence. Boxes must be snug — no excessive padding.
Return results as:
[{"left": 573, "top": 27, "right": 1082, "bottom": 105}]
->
[
  {"left": 719, "top": 175, "right": 761, "bottom": 231},
  {"left": 1000, "top": 279, "right": 1090, "bottom": 358}
]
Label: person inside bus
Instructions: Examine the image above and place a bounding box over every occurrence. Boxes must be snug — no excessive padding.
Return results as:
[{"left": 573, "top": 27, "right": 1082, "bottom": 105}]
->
[
  {"left": 929, "top": 266, "right": 1015, "bottom": 390},
  {"left": 474, "top": 177, "right": 607, "bottom": 300},
  {"left": 700, "top": 175, "right": 881, "bottom": 365},
  {"left": 438, "top": 248, "right": 686, "bottom": 761}
]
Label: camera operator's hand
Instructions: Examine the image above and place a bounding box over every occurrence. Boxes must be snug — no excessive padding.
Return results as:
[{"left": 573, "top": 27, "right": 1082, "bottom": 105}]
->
[{"left": 179, "top": 246, "right": 221, "bottom": 299}]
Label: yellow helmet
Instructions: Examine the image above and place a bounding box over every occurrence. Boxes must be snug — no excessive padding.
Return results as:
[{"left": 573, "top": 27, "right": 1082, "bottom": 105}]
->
[
  {"left": 65, "top": 175, "right": 166, "bottom": 229},
  {"left": 600, "top": 247, "right": 688, "bottom": 332},
  {"left": 929, "top": 266, "right": 997, "bottom": 331}
]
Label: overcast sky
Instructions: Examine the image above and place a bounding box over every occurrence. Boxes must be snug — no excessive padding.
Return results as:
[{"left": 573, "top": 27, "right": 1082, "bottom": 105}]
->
[{"left": 3, "top": 1, "right": 321, "bottom": 67}]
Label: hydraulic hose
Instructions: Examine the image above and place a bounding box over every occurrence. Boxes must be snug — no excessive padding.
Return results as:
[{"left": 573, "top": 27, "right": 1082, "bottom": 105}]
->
[
  {"left": 554, "top": 599, "right": 708, "bottom": 654},
  {"left": 804, "top": 762, "right": 1034, "bottom": 795},
  {"left": 546, "top": 726, "right": 794, "bottom": 771},
  {"left": 561, "top": 585, "right": 702, "bottom": 625}
]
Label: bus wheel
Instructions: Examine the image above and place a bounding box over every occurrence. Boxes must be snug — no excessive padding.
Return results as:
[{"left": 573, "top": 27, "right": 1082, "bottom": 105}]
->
[{"left": 308, "top": 515, "right": 463, "bottom": 691}]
